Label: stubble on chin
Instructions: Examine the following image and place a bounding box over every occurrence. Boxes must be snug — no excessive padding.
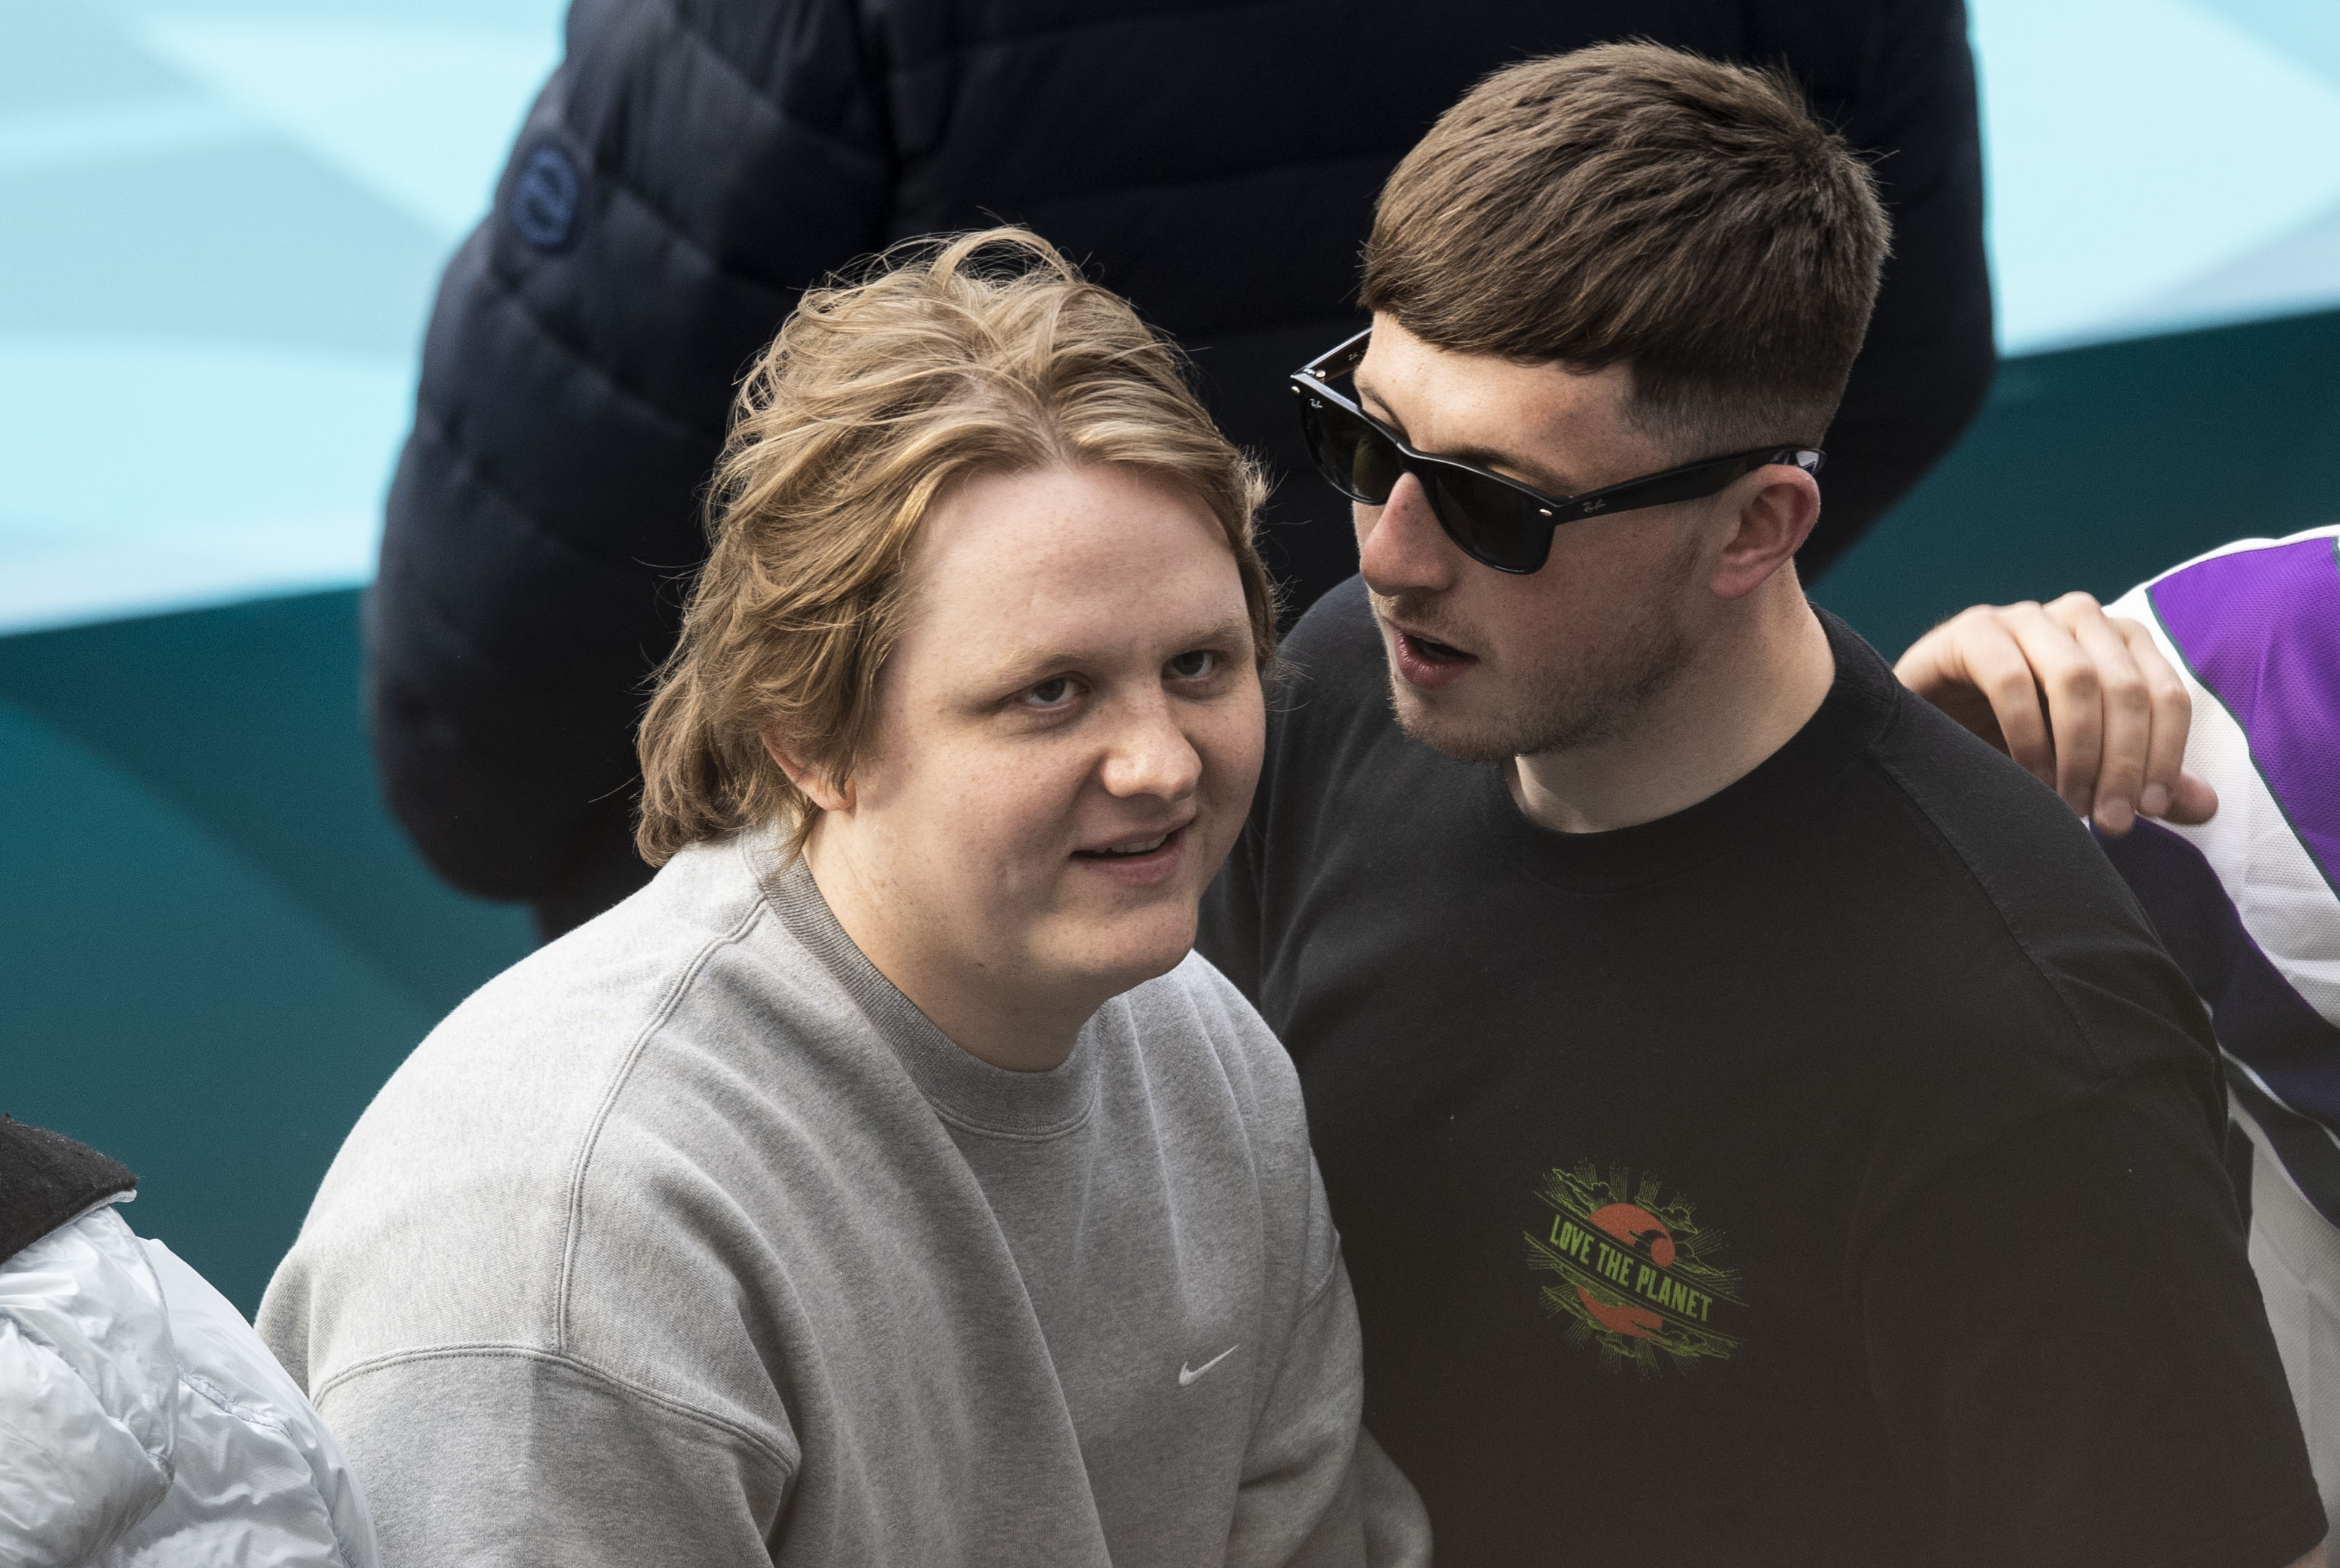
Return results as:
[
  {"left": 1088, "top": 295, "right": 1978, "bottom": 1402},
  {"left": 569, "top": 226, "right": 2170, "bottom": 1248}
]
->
[{"left": 1379, "top": 603, "right": 1695, "bottom": 766}]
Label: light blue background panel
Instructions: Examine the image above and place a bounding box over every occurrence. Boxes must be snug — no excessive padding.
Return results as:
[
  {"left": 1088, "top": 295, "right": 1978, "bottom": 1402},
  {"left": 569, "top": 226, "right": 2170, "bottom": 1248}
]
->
[
  {"left": 1977, "top": 0, "right": 2340, "bottom": 351},
  {"left": 0, "top": 0, "right": 560, "bottom": 634}
]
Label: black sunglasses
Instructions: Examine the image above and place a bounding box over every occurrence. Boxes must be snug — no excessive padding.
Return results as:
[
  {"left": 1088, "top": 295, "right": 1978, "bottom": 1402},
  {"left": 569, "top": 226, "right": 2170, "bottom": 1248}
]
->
[{"left": 1290, "top": 329, "right": 1823, "bottom": 574}]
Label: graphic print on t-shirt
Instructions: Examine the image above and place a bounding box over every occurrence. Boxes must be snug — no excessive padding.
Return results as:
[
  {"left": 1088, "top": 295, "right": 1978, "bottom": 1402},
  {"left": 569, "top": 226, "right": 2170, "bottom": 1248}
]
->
[{"left": 1526, "top": 1163, "right": 1744, "bottom": 1373}]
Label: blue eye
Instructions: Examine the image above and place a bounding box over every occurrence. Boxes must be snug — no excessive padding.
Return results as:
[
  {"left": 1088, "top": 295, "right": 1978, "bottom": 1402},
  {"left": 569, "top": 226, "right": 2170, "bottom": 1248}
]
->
[
  {"left": 1023, "top": 677, "right": 1077, "bottom": 708},
  {"left": 1167, "top": 650, "right": 1217, "bottom": 680}
]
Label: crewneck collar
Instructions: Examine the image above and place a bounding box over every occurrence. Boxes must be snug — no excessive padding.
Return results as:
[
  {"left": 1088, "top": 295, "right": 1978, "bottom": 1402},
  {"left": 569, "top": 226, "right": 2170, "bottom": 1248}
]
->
[
  {"left": 755, "top": 845, "right": 1099, "bottom": 1138},
  {"left": 1473, "top": 610, "right": 1902, "bottom": 896}
]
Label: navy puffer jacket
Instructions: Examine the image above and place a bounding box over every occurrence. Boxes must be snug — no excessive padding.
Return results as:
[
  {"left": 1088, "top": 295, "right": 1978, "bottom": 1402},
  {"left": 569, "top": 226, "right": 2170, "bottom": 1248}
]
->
[{"left": 373, "top": 0, "right": 1992, "bottom": 934}]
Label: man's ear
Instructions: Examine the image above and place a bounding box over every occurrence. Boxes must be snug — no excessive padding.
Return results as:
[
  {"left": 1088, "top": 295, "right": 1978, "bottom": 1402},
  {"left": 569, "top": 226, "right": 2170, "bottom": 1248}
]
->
[
  {"left": 761, "top": 731, "right": 852, "bottom": 813},
  {"left": 1709, "top": 467, "right": 1821, "bottom": 602}
]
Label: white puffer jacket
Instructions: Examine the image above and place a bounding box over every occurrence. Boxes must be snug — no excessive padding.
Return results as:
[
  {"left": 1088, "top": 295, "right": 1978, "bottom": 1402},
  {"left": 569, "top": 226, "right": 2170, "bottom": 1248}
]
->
[{"left": 0, "top": 1199, "right": 379, "bottom": 1567}]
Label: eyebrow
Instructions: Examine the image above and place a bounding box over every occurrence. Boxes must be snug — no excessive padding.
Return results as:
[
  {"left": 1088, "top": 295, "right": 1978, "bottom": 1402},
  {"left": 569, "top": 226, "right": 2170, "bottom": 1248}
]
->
[
  {"left": 1352, "top": 377, "right": 1582, "bottom": 497},
  {"left": 981, "top": 612, "right": 1258, "bottom": 688}
]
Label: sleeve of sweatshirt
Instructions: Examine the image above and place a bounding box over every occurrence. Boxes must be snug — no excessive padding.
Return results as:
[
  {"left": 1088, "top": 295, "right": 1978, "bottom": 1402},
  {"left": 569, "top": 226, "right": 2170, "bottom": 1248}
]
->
[
  {"left": 1228, "top": 1162, "right": 1432, "bottom": 1568},
  {"left": 309, "top": 1348, "right": 797, "bottom": 1566}
]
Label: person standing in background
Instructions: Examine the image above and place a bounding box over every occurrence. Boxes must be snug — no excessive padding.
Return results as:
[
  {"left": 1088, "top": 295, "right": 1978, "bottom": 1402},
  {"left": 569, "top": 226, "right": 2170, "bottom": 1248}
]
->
[{"left": 370, "top": 0, "right": 1993, "bottom": 937}]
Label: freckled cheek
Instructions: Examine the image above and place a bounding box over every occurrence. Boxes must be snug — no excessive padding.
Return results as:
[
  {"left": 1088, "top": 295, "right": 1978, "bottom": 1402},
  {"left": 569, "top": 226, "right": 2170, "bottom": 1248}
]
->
[{"left": 933, "top": 744, "right": 1096, "bottom": 881}]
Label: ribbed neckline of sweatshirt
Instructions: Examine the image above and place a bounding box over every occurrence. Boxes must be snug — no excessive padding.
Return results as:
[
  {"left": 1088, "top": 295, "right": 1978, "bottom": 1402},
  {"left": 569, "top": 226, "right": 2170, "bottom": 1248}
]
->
[{"left": 767, "top": 858, "right": 1099, "bottom": 1140}]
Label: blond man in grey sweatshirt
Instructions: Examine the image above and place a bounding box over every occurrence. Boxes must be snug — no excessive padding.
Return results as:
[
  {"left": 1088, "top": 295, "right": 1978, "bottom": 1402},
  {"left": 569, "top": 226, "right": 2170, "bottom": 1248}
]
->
[{"left": 258, "top": 231, "right": 1427, "bottom": 1568}]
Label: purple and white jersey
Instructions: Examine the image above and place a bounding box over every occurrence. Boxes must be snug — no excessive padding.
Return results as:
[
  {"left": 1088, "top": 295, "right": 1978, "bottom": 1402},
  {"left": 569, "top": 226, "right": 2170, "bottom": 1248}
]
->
[{"left": 2099, "top": 524, "right": 2340, "bottom": 1222}]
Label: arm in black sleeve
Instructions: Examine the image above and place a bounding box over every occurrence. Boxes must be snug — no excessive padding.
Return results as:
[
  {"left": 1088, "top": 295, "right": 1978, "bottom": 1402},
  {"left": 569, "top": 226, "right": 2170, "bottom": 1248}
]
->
[
  {"left": 1755, "top": 0, "right": 1996, "bottom": 577},
  {"left": 368, "top": 0, "right": 895, "bottom": 930},
  {"left": 1859, "top": 1075, "right": 2323, "bottom": 1568}
]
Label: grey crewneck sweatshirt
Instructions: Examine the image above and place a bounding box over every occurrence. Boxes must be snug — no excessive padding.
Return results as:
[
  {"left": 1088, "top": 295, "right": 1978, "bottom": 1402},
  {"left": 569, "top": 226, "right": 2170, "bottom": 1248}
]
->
[{"left": 258, "top": 828, "right": 1426, "bottom": 1567}]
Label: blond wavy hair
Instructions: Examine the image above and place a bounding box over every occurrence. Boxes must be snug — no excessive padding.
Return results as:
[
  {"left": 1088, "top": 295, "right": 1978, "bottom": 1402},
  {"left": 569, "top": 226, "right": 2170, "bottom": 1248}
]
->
[{"left": 635, "top": 228, "right": 1276, "bottom": 865}]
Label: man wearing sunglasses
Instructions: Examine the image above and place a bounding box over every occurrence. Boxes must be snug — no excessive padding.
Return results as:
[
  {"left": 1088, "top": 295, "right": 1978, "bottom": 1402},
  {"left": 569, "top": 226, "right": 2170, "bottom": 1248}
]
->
[{"left": 1201, "top": 43, "right": 2323, "bottom": 1568}]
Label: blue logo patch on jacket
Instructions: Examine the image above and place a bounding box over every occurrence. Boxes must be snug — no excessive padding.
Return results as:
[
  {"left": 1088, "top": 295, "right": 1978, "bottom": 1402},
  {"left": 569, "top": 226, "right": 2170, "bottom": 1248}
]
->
[{"left": 511, "top": 141, "right": 584, "bottom": 252}]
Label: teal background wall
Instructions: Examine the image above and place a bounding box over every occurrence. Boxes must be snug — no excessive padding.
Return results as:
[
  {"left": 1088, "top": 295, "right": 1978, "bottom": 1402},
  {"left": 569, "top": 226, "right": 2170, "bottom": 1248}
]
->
[
  {"left": 0, "top": 598, "right": 532, "bottom": 1311},
  {"left": 1816, "top": 306, "right": 2340, "bottom": 650}
]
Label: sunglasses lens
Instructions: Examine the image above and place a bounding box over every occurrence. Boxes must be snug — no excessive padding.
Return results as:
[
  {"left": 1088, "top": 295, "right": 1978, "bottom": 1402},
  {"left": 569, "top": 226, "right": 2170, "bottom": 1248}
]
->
[
  {"left": 1420, "top": 465, "right": 1549, "bottom": 573},
  {"left": 1298, "top": 381, "right": 1554, "bottom": 572},
  {"left": 1301, "top": 397, "right": 1404, "bottom": 505}
]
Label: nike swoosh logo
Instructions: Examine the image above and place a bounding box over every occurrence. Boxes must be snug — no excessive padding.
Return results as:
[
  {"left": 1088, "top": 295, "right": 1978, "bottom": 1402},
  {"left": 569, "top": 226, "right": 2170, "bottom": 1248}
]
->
[{"left": 1178, "top": 1345, "right": 1240, "bottom": 1386}]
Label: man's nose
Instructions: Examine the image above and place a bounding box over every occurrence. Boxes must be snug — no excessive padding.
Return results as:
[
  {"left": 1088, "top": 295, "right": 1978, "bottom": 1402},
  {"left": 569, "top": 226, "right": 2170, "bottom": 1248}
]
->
[
  {"left": 1099, "top": 693, "right": 1204, "bottom": 802},
  {"left": 1356, "top": 473, "right": 1458, "bottom": 597}
]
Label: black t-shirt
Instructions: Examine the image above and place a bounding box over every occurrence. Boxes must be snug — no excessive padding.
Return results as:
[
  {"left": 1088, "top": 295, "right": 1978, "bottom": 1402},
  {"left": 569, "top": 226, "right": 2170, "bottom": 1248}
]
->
[{"left": 1199, "top": 581, "right": 2321, "bottom": 1568}]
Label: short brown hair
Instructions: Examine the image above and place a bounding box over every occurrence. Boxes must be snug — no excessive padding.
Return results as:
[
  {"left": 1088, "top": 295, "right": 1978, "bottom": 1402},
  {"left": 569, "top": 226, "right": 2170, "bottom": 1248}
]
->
[
  {"left": 635, "top": 228, "right": 1276, "bottom": 866},
  {"left": 1360, "top": 42, "right": 1890, "bottom": 453}
]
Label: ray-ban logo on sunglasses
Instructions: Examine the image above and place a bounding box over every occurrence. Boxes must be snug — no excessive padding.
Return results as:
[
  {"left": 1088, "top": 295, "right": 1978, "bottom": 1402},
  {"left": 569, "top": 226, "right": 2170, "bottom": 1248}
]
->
[{"left": 1581, "top": 497, "right": 1607, "bottom": 513}]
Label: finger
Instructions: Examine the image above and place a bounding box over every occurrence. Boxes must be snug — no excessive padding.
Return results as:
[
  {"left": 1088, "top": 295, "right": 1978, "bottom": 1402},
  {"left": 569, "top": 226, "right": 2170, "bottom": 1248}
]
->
[
  {"left": 2046, "top": 595, "right": 2152, "bottom": 834},
  {"left": 1939, "top": 606, "right": 2064, "bottom": 774},
  {"left": 2165, "top": 772, "right": 2220, "bottom": 826},
  {"left": 2109, "top": 616, "right": 2194, "bottom": 820},
  {"left": 1895, "top": 609, "right": 2021, "bottom": 751},
  {"left": 1893, "top": 612, "right": 1981, "bottom": 703},
  {"left": 1991, "top": 602, "right": 2101, "bottom": 816},
  {"left": 1967, "top": 626, "right": 2055, "bottom": 781}
]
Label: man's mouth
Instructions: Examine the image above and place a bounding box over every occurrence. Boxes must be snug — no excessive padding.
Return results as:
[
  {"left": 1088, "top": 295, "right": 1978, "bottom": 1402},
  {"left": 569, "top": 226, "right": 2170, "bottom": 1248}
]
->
[
  {"left": 1403, "top": 632, "right": 1473, "bottom": 664},
  {"left": 1073, "top": 825, "right": 1187, "bottom": 860},
  {"left": 1385, "top": 622, "right": 1481, "bottom": 692}
]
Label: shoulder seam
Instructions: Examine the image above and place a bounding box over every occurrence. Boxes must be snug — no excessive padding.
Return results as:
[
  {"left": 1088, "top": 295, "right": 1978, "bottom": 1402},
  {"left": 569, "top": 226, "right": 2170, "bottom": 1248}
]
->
[
  {"left": 177, "top": 1366, "right": 294, "bottom": 1441},
  {"left": 1864, "top": 717, "right": 2114, "bottom": 1077},
  {"left": 1296, "top": 1234, "right": 1344, "bottom": 1313},
  {"left": 311, "top": 1340, "right": 799, "bottom": 1475},
  {"left": 555, "top": 893, "right": 771, "bottom": 1352}
]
